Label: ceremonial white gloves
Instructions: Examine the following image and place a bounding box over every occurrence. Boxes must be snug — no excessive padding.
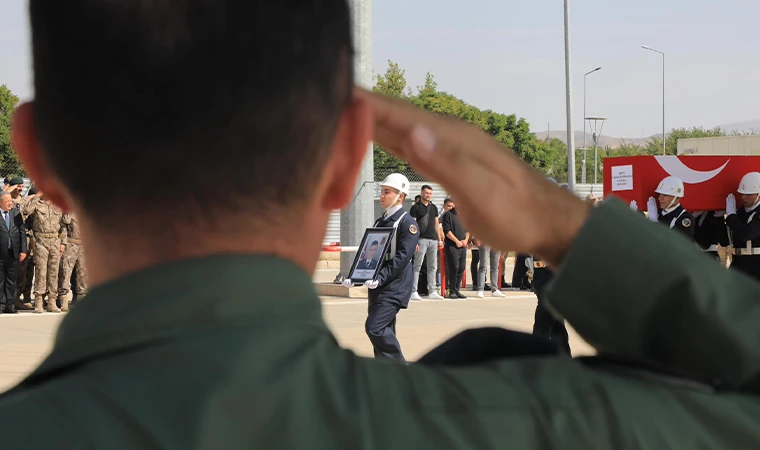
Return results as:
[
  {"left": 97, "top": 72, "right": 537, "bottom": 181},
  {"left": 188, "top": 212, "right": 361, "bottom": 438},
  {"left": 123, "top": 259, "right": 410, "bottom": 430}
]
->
[
  {"left": 342, "top": 279, "right": 379, "bottom": 289},
  {"left": 647, "top": 197, "right": 659, "bottom": 223},
  {"left": 629, "top": 200, "right": 638, "bottom": 211},
  {"left": 726, "top": 194, "right": 737, "bottom": 216},
  {"left": 525, "top": 256, "right": 534, "bottom": 270}
]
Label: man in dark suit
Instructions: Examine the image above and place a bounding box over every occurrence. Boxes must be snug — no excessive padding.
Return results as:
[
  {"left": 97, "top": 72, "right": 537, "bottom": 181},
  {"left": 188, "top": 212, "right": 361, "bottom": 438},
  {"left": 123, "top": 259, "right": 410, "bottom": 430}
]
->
[{"left": 0, "top": 192, "right": 28, "bottom": 314}]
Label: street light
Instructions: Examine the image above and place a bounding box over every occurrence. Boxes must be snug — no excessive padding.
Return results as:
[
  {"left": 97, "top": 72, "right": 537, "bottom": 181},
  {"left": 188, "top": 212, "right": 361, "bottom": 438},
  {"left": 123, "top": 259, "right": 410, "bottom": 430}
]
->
[
  {"left": 563, "top": 0, "right": 576, "bottom": 189},
  {"left": 641, "top": 45, "right": 665, "bottom": 155},
  {"left": 583, "top": 66, "right": 602, "bottom": 184}
]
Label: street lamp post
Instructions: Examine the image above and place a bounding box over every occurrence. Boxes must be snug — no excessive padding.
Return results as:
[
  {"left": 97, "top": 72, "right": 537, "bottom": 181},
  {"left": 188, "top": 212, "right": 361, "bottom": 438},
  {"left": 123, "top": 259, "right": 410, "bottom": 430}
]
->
[
  {"left": 583, "top": 66, "right": 602, "bottom": 184},
  {"left": 563, "top": 0, "right": 576, "bottom": 189},
  {"left": 641, "top": 45, "right": 665, "bottom": 155}
]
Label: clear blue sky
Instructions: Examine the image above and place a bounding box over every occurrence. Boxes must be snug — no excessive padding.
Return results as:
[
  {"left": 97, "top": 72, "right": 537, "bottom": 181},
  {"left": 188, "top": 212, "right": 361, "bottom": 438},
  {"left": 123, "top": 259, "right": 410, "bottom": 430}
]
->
[{"left": 2, "top": 0, "right": 759, "bottom": 138}]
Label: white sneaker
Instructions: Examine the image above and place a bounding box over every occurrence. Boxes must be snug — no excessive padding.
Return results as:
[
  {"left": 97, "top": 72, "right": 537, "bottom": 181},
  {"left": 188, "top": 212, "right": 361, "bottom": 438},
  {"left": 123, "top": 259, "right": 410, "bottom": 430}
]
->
[
  {"left": 492, "top": 290, "right": 506, "bottom": 298},
  {"left": 428, "top": 291, "right": 444, "bottom": 300},
  {"left": 476, "top": 291, "right": 484, "bottom": 298},
  {"left": 410, "top": 292, "right": 422, "bottom": 301}
]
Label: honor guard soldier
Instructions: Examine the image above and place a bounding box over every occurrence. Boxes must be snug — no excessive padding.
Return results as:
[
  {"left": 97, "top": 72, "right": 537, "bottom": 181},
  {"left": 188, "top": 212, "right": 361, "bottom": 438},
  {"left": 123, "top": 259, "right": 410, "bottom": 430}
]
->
[
  {"left": 634, "top": 176, "right": 695, "bottom": 240},
  {"left": 529, "top": 178, "right": 571, "bottom": 354},
  {"left": 726, "top": 172, "right": 760, "bottom": 280},
  {"left": 343, "top": 173, "right": 418, "bottom": 362},
  {"left": 693, "top": 210, "right": 730, "bottom": 262}
]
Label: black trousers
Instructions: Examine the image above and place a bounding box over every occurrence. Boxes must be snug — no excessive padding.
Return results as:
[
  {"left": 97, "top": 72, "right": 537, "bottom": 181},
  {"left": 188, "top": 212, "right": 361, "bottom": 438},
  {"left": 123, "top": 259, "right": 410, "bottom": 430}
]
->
[
  {"left": 365, "top": 301, "right": 405, "bottom": 362},
  {"left": 532, "top": 268, "right": 570, "bottom": 354},
  {"left": 512, "top": 254, "right": 530, "bottom": 289},
  {"left": 731, "top": 256, "right": 760, "bottom": 282},
  {"left": 0, "top": 248, "right": 19, "bottom": 312},
  {"left": 445, "top": 245, "right": 466, "bottom": 294},
  {"left": 470, "top": 249, "right": 480, "bottom": 290}
]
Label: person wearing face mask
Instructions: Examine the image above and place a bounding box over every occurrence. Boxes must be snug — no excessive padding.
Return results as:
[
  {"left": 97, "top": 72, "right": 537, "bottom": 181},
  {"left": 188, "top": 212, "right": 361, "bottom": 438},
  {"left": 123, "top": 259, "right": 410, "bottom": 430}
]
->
[
  {"left": 343, "top": 173, "right": 418, "bottom": 362},
  {"left": 631, "top": 176, "right": 695, "bottom": 240},
  {"left": 726, "top": 172, "right": 760, "bottom": 280}
]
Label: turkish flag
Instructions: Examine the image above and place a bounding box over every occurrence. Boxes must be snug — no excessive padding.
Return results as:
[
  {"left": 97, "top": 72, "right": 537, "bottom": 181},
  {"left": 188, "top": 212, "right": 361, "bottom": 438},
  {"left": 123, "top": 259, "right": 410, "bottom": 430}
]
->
[{"left": 603, "top": 155, "right": 760, "bottom": 211}]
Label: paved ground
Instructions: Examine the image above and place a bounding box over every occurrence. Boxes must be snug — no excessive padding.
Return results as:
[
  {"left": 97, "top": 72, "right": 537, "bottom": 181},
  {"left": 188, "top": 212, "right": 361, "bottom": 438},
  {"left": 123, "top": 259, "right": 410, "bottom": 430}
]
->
[{"left": 0, "top": 290, "right": 593, "bottom": 393}]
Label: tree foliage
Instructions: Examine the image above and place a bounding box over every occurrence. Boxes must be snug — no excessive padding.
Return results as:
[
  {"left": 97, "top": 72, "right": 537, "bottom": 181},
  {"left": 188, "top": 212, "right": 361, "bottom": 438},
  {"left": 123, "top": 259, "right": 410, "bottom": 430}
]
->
[
  {"left": 0, "top": 85, "right": 24, "bottom": 176},
  {"left": 372, "top": 61, "right": 553, "bottom": 180}
]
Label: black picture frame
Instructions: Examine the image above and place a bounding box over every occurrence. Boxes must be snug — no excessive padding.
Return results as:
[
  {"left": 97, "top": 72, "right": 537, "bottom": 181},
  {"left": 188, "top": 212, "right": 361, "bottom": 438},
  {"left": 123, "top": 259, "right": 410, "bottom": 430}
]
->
[{"left": 348, "top": 227, "right": 396, "bottom": 284}]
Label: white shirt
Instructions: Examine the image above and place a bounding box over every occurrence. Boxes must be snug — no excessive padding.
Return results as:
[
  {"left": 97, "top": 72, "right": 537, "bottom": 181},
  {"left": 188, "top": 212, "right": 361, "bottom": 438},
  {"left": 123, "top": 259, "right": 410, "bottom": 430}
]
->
[{"left": 384, "top": 204, "right": 403, "bottom": 219}]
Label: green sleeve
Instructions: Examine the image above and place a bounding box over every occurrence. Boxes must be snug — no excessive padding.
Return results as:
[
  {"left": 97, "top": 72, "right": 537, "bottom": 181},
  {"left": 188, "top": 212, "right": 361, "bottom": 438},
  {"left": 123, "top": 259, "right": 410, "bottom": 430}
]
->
[{"left": 547, "top": 199, "right": 760, "bottom": 391}]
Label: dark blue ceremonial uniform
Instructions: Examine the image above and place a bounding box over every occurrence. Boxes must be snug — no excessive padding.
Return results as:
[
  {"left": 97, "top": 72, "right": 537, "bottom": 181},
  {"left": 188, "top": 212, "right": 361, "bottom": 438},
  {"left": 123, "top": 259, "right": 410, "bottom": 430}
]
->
[
  {"left": 366, "top": 208, "right": 419, "bottom": 362},
  {"left": 531, "top": 257, "right": 571, "bottom": 355}
]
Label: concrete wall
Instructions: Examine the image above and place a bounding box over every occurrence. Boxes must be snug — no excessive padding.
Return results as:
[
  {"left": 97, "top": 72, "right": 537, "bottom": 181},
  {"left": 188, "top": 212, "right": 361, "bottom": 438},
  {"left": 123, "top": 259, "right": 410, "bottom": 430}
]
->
[{"left": 678, "top": 135, "right": 760, "bottom": 155}]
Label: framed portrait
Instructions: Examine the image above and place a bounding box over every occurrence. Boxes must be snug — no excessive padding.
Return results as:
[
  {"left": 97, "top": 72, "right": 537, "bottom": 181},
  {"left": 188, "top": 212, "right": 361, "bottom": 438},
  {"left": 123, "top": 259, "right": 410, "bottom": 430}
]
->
[{"left": 347, "top": 227, "right": 396, "bottom": 284}]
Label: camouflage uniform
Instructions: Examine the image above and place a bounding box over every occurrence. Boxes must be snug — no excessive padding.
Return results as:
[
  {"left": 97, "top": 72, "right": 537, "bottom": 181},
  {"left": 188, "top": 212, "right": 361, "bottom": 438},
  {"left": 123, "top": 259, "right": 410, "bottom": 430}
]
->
[
  {"left": 59, "top": 213, "right": 86, "bottom": 311},
  {"left": 14, "top": 195, "right": 35, "bottom": 307},
  {"left": 22, "top": 196, "right": 65, "bottom": 313}
]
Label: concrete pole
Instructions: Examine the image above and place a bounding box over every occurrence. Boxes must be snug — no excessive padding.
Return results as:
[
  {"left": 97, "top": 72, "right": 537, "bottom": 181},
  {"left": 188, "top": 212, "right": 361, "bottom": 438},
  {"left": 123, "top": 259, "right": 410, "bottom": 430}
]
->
[
  {"left": 564, "top": 0, "right": 576, "bottom": 189},
  {"left": 341, "top": 0, "right": 374, "bottom": 276}
]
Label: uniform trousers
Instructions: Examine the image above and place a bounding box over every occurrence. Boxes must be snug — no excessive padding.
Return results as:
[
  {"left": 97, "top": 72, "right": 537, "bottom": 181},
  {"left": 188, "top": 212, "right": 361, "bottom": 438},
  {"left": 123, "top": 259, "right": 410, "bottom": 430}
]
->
[
  {"left": 365, "top": 301, "right": 405, "bottom": 362},
  {"left": 532, "top": 268, "right": 571, "bottom": 354}
]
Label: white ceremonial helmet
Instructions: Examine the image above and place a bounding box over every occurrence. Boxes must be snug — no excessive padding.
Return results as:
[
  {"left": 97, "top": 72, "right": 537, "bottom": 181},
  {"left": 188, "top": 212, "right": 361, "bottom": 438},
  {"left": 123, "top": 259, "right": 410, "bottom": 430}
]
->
[
  {"left": 738, "top": 172, "right": 760, "bottom": 195},
  {"left": 380, "top": 173, "right": 410, "bottom": 196},
  {"left": 654, "top": 176, "right": 685, "bottom": 198}
]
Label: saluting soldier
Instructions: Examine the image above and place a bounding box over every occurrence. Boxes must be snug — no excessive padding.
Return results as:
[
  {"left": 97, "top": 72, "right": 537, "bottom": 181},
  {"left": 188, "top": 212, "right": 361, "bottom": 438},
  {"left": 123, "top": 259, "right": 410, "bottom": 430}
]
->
[
  {"left": 632, "top": 176, "right": 695, "bottom": 239},
  {"left": 22, "top": 190, "right": 66, "bottom": 313},
  {"left": 344, "top": 173, "right": 418, "bottom": 362},
  {"left": 726, "top": 172, "right": 760, "bottom": 280}
]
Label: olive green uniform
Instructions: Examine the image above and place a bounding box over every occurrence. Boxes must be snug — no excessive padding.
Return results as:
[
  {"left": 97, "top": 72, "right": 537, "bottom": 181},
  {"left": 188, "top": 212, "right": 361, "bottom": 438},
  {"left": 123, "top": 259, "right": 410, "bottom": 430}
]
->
[{"left": 1, "top": 200, "right": 759, "bottom": 448}]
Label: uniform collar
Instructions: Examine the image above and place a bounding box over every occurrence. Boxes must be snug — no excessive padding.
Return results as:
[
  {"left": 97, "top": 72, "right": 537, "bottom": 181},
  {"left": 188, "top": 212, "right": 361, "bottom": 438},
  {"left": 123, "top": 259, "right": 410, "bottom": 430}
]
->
[
  {"left": 27, "top": 254, "right": 326, "bottom": 381},
  {"left": 661, "top": 204, "right": 681, "bottom": 216},
  {"left": 384, "top": 204, "right": 403, "bottom": 219},
  {"left": 746, "top": 201, "right": 760, "bottom": 213}
]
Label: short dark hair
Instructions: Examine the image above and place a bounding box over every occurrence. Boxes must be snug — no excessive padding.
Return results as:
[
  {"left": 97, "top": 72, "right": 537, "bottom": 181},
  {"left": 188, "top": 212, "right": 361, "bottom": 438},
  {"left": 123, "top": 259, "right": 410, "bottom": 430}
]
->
[
  {"left": 421, "top": 185, "right": 433, "bottom": 192},
  {"left": 369, "top": 241, "right": 379, "bottom": 248},
  {"left": 443, "top": 198, "right": 453, "bottom": 205},
  {"left": 29, "top": 1, "right": 353, "bottom": 225}
]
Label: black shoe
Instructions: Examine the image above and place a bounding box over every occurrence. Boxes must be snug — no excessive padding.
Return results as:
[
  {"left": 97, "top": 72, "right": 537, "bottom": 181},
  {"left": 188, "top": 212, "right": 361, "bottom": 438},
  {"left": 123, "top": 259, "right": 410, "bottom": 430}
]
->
[
  {"left": 447, "top": 293, "right": 458, "bottom": 299},
  {"left": 455, "top": 291, "right": 467, "bottom": 299}
]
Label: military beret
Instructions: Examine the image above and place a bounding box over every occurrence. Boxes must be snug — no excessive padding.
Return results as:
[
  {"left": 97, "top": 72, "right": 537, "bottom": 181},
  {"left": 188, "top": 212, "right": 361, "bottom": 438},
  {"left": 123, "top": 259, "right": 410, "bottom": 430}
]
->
[
  {"left": 27, "top": 187, "right": 38, "bottom": 196},
  {"left": 8, "top": 177, "right": 23, "bottom": 186}
]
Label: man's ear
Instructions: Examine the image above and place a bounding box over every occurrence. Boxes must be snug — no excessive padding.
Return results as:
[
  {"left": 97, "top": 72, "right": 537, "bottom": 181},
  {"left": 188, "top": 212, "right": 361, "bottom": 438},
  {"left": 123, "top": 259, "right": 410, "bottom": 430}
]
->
[
  {"left": 319, "top": 94, "right": 373, "bottom": 211},
  {"left": 12, "top": 103, "right": 71, "bottom": 212}
]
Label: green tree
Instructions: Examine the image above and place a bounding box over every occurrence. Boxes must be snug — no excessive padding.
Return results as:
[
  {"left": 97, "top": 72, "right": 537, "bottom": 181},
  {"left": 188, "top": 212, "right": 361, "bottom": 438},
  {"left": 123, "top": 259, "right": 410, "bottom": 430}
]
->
[
  {"left": 644, "top": 126, "right": 726, "bottom": 155},
  {"left": 0, "top": 85, "right": 24, "bottom": 176}
]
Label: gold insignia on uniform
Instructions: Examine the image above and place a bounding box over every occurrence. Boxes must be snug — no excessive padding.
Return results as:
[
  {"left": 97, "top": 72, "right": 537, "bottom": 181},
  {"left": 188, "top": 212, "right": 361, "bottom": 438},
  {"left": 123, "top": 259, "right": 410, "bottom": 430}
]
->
[
  {"left": 409, "top": 224, "right": 418, "bottom": 234},
  {"left": 682, "top": 218, "right": 692, "bottom": 228}
]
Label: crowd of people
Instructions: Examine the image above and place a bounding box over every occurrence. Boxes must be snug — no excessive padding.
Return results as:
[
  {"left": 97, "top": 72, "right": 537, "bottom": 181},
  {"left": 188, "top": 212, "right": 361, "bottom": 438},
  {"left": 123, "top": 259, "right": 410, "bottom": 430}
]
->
[{"left": 0, "top": 177, "right": 86, "bottom": 314}]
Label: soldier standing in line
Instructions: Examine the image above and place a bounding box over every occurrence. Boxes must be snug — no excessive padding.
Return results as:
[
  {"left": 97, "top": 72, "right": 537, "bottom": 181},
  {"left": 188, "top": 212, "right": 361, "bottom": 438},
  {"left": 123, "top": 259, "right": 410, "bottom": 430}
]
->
[
  {"left": 726, "top": 172, "right": 760, "bottom": 280},
  {"left": 22, "top": 190, "right": 66, "bottom": 313},
  {"left": 58, "top": 213, "right": 87, "bottom": 311},
  {"left": 4, "top": 179, "right": 36, "bottom": 310},
  {"left": 17, "top": 187, "right": 37, "bottom": 308}
]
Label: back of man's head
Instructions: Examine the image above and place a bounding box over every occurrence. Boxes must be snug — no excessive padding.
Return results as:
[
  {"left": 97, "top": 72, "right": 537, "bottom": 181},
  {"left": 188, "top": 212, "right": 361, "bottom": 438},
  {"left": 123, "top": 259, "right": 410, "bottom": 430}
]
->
[{"left": 27, "top": 1, "right": 353, "bottom": 226}]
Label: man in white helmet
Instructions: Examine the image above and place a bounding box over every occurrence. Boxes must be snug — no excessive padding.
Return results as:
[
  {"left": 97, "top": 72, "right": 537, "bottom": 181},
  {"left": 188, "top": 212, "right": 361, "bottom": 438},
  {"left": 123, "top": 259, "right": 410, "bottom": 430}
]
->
[
  {"left": 633, "top": 176, "right": 695, "bottom": 240},
  {"left": 726, "top": 172, "right": 760, "bottom": 279},
  {"left": 344, "top": 173, "right": 418, "bottom": 362}
]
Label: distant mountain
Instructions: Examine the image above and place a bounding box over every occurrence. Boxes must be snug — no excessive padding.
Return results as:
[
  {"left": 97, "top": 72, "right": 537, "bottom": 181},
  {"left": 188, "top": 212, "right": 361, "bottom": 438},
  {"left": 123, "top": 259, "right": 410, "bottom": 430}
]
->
[
  {"left": 533, "top": 131, "right": 656, "bottom": 149},
  {"left": 718, "top": 120, "right": 760, "bottom": 133}
]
